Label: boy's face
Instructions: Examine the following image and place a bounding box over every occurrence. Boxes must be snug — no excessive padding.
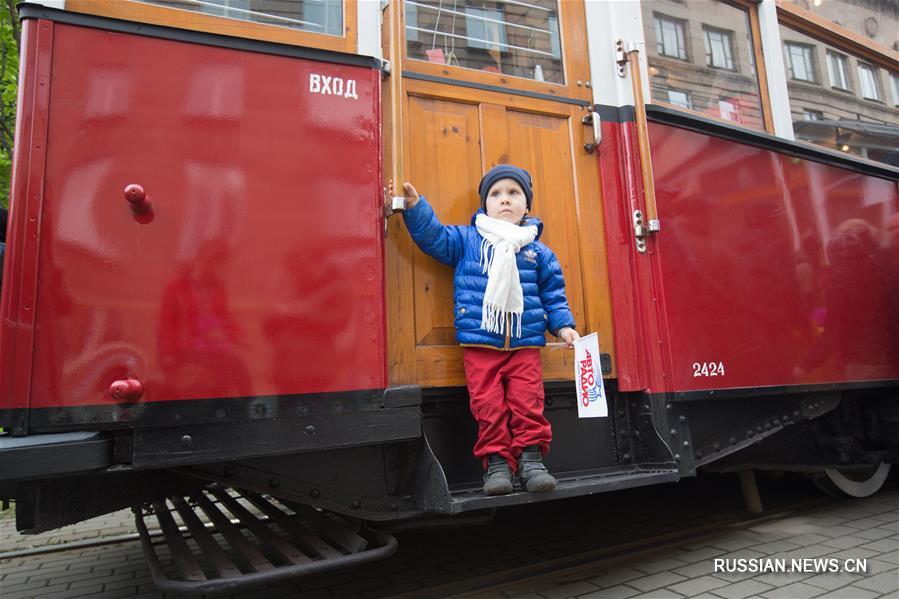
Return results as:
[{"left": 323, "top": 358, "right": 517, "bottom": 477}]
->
[{"left": 485, "top": 178, "right": 528, "bottom": 224}]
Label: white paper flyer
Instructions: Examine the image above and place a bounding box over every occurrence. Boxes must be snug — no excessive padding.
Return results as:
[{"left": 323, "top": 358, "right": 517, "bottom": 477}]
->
[{"left": 574, "top": 332, "right": 608, "bottom": 418}]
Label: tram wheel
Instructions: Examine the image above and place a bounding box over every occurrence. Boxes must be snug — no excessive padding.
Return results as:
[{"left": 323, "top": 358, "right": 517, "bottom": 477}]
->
[{"left": 813, "top": 462, "right": 891, "bottom": 498}]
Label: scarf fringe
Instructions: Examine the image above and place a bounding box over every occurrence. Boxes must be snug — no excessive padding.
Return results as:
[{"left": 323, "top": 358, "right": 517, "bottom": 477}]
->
[{"left": 481, "top": 304, "right": 523, "bottom": 339}]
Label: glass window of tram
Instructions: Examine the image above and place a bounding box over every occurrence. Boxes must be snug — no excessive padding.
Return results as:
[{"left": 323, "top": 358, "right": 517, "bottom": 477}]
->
[
  {"left": 404, "top": 0, "right": 564, "bottom": 84},
  {"left": 136, "top": 0, "right": 344, "bottom": 36},
  {"left": 639, "top": 0, "right": 767, "bottom": 132},
  {"left": 779, "top": 22, "right": 898, "bottom": 167}
]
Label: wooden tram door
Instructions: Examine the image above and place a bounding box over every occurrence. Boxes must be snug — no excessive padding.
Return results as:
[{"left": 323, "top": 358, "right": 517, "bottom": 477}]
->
[{"left": 385, "top": 0, "right": 614, "bottom": 388}]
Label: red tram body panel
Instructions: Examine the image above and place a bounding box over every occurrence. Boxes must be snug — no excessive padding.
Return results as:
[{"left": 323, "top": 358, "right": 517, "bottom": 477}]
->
[
  {"left": 1, "top": 20, "right": 385, "bottom": 418},
  {"left": 0, "top": 3, "right": 897, "bottom": 592},
  {"left": 600, "top": 117, "right": 898, "bottom": 395},
  {"left": 648, "top": 123, "right": 898, "bottom": 393}
]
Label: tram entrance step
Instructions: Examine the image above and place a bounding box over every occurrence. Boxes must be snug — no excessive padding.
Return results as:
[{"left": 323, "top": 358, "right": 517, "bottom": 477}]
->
[
  {"left": 445, "top": 466, "right": 679, "bottom": 513},
  {"left": 133, "top": 484, "right": 397, "bottom": 595}
]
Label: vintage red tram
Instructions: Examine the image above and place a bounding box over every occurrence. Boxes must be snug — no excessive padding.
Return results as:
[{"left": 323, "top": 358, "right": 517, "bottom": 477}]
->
[{"left": 0, "top": 0, "right": 896, "bottom": 592}]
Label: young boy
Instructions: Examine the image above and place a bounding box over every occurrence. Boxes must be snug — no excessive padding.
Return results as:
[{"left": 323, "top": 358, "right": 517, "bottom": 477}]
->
[{"left": 389, "top": 164, "right": 580, "bottom": 496}]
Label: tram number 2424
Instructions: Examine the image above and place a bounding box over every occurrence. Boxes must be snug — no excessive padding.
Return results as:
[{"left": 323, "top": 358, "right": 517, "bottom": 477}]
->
[{"left": 693, "top": 362, "right": 726, "bottom": 377}]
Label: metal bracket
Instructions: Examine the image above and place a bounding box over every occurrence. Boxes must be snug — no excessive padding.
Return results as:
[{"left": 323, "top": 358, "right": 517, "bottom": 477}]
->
[
  {"left": 615, "top": 40, "right": 628, "bottom": 78},
  {"left": 633, "top": 210, "right": 647, "bottom": 253},
  {"left": 581, "top": 111, "right": 601, "bottom": 153},
  {"left": 383, "top": 188, "right": 406, "bottom": 238}
]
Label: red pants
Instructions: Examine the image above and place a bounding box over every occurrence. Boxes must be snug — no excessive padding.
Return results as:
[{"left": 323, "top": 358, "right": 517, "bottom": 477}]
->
[{"left": 462, "top": 347, "right": 552, "bottom": 473}]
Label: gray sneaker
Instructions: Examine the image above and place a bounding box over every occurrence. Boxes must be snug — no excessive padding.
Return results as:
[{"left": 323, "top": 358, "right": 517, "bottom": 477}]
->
[
  {"left": 518, "top": 446, "right": 556, "bottom": 492},
  {"left": 483, "top": 454, "right": 513, "bottom": 496}
]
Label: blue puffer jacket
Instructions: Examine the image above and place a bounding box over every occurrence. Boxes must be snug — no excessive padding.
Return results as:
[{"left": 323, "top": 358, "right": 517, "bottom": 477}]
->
[{"left": 403, "top": 196, "right": 575, "bottom": 350}]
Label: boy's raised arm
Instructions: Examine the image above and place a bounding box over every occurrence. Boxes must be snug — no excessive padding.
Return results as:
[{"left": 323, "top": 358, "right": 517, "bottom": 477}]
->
[{"left": 388, "top": 180, "right": 466, "bottom": 267}]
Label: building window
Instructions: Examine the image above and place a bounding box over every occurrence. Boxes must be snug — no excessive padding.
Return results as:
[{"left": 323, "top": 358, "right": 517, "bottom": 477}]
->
[
  {"left": 803, "top": 109, "right": 824, "bottom": 121},
  {"left": 667, "top": 90, "right": 692, "bottom": 109},
  {"left": 784, "top": 42, "right": 816, "bottom": 83},
  {"left": 892, "top": 72, "right": 899, "bottom": 106},
  {"left": 857, "top": 63, "right": 881, "bottom": 100},
  {"left": 655, "top": 14, "right": 688, "bottom": 60},
  {"left": 826, "top": 51, "right": 851, "bottom": 90},
  {"left": 704, "top": 26, "right": 735, "bottom": 70}
]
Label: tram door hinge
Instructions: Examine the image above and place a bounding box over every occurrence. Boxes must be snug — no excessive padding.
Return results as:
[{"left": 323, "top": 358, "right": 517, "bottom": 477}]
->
[
  {"left": 615, "top": 40, "right": 629, "bottom": 77},
  {"left": 633, "top": 210, "right": 660, "bottom": 253}
]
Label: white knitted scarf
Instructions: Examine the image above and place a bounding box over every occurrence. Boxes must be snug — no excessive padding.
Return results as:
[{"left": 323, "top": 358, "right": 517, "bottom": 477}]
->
[{"left": 475, "top": 214, "right": 538, "bottom": 338}]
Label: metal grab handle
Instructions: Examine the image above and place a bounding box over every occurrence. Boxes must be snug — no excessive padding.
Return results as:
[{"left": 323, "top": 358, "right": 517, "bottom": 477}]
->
[
  {"left": 383, "top": 186, "right": 407, "bottom": 237},
  {"left": 582, "top": 111, "right": 601, "bottom": 154}
]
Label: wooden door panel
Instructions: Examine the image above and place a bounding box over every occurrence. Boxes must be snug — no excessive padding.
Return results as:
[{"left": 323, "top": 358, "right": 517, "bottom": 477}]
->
[
  {"left": 406, "top": 96, "right": 592, "bottom": 386},
  {"left": 388, "top": 2, "right": 615, "bottom": 389},
  {"left": 407, "top": 96, "right": 482, "bottom": 350},
  {"left": 504, "top": 109, "right": 586, "bottom": 337}
]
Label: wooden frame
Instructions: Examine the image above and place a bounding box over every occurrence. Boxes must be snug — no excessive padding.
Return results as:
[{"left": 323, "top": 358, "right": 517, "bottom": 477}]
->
[
  {"left": 65, "top": 0, "right": 358, "bottom": 54},
  {"left": 399, "top": 0, "right": 592, "bottom": 105},
  {"left": 776, "top": 0, "right": 899, "bottom": 71}
]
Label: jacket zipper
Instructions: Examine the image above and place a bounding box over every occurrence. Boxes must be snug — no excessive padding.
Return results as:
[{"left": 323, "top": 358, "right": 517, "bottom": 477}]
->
[{"left": 504, "top": 315, "right": 511, "bottom": 350}]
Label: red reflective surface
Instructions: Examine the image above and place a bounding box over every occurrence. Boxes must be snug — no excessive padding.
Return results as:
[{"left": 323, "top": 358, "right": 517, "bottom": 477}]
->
[
  {"left": 3, "top": 22, "right": 385, "bottom": 410},
  {"left": 648, "top": 123, "right": 899, "bottom": 391}
]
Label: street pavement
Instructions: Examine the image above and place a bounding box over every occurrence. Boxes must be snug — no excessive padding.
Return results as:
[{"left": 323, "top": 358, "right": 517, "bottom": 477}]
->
[{"left": 0, "top": 472, "right": 896, "bottom": 598}]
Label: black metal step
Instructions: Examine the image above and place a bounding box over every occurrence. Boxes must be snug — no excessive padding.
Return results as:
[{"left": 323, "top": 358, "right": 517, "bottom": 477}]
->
[
  {"left": 134, "top": 484, "right": 397, "bottom": 594},
  {"left": 445, "top": 466, "right": 680, "bottom": 513}
]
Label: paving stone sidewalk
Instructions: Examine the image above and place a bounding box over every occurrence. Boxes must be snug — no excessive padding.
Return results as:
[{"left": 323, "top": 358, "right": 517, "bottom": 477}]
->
[
  {"left": 0, "top": 474, "right": 896, "bottom": 598},
  {"left": 469, "top": 483, "right": 899, "bottom": 599}
]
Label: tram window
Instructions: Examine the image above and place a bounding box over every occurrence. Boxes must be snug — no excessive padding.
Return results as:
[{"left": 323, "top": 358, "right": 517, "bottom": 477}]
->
[
  {"left": 780, "top": 24, "right": 899, "bottom": 166},
  {"left": 405, "top": 0, "right": 564, "bottom": 84},
  {"left": 641, "top": 0, "right": 766, "bottom": 132},
  {"left": 135, "top": 0, "right": 344, "bottom": 36}
]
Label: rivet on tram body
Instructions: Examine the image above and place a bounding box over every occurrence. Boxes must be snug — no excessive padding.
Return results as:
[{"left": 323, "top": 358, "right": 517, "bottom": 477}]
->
[
  {"left": 666, "top": 403, "right": 673, "bottom": 410},
  {"left": 269, "top": 478, "right": 280, "bottom": 488},
  {"left": 696, "top": 450, "right": 703, "bottom": 458},
  {"left": 310, "top": 489, "right": 320, "bottom": 499},
  {"left": 674, "top": 454, "right": 681, "bottom": 461},
  {"left": 180, "top": 435, "right": 192, "bottom": 449},
  {"left": 351, "top": 500, "right": 362, "bottom": 509},
  {"left": 577, "top": 80, "right": 583, "bottom": 86},
  {"left": 679, "top": 415, "right": 687, "bottom": 422},
  {"left": 622, "top": 453, "right": 631, "bottom": 461},
  {"left": 712, "top": 443, "right": 720, "bottom": 451},
  {"left": 729, "top": 437, "right": 737, "bottom": 445},
  {"left": 669, "top": 429, "right": 677, "bottom": 437},
  {"left": 683, "top": 441, "right": 690, "bottom": 448},
  {"left": 390, "top": 503, "right": 399, "bottom": 511},
  {"left": 305, "top": 425, "right": 317, "bottom": 435}
]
